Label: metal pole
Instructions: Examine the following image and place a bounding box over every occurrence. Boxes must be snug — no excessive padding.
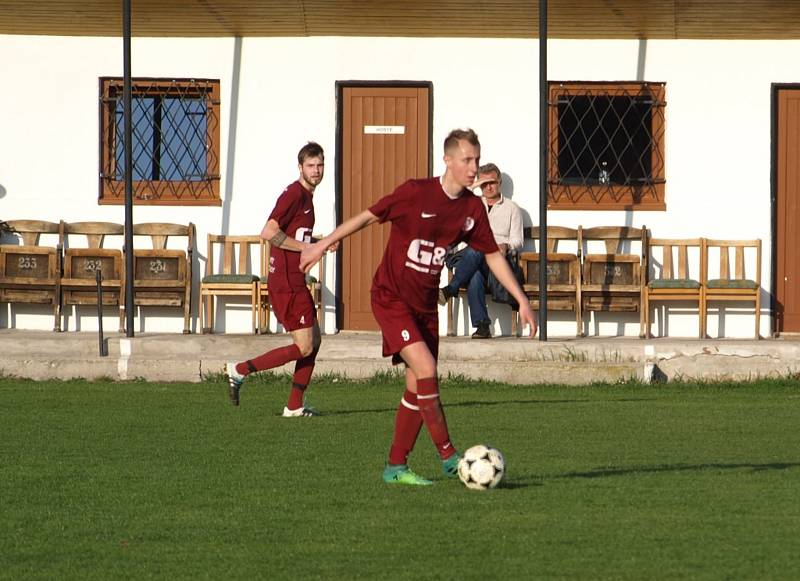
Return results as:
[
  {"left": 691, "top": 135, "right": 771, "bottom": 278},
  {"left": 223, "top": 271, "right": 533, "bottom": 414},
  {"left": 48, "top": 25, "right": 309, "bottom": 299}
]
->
[
  {"left": 96, "top": 270, "right": 108, "bottom": 357},
  {"left": 538, "top": 0, "right": 548, "bottom": 341},
  {"left": 123, "top": 0, "right": 135, "bottom": 337}
]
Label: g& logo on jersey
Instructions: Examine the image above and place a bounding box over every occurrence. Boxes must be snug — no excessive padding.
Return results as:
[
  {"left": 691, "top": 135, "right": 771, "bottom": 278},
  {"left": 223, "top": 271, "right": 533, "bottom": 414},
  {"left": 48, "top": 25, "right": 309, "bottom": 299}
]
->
[
  {"left": 462, "top": 217, "right": 475, "bottom": 232},
  {"left": 405, "top": 239, "right": 446, "bottom": 274},
  {"left": 295, "top": 227, "right": 312, "bottom": 243}
]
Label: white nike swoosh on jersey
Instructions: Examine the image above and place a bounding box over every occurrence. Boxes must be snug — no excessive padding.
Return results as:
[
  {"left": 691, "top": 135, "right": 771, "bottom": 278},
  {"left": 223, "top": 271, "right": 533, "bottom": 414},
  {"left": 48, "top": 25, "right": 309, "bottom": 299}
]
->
[
  {"left": 421, "top": 212, "right": 437, "bottom": 218},
  {"left": 304, "top": 208, "right": 312, "bottom": 214}
]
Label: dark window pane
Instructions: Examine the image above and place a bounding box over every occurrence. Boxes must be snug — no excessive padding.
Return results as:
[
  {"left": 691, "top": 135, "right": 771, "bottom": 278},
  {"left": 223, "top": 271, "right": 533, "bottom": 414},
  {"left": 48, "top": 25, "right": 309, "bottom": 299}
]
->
[
  {"left": 161, "top": 98, "right": 207, "bottom": 181},
  {"left": 115, "top": 97, "right": 156, "bottom": 181},
  {"left": 557, "top": 95, "right": 653, "bottom": 186},
  {"left": 114, "top": 96, "right": 207, "bottom": 181}
]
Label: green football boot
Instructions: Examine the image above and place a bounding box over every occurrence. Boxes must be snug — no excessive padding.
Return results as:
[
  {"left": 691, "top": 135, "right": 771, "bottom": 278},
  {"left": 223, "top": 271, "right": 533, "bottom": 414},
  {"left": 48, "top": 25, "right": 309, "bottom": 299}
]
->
[
  {"left": 442, "top": 453, "right": 461, "bottom": 479},
  {"left": 382, "top": 464, "right": 433, "bottom": 486}
]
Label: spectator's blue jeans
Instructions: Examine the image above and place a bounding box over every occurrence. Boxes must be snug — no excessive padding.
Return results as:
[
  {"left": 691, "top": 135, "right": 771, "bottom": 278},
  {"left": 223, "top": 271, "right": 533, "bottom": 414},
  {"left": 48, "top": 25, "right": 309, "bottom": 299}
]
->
[{"left": 443, "top": 247, "right": 490, "bottom": 328}]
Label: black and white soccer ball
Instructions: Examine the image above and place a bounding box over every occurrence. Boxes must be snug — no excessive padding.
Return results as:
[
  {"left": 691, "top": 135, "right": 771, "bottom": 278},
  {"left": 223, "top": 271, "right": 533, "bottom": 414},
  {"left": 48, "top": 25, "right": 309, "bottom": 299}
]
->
[{"left": 457, "top": 444, "right": 505, "bottom": 490}]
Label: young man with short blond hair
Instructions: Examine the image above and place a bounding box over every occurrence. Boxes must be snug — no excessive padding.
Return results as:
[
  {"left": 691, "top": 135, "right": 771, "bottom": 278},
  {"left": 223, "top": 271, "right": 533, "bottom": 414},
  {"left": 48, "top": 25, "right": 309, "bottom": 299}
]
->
[{"left": 300, "top": 129, "right": 536, "bottom": 485}]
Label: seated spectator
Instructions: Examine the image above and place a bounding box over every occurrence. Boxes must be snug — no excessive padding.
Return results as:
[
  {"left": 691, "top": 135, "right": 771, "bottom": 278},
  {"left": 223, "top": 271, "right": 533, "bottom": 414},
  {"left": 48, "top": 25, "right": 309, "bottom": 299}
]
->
[{"left": 438, "top": 163, "right": 524, "bottom": 338}]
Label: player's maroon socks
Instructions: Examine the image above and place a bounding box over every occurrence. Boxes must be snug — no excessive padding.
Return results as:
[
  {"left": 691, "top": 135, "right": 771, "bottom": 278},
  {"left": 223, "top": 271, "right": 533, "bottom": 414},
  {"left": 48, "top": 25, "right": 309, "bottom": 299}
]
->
[
  {"left": 235, "top": 344, "right": 303, "bottom": 376},
  {"left": 416, "top": 377, "right": 456, "bottom": 460},
  {"left": 293, "top": 346, "right": 319, "bottom": 386},
  {"left": 286, "top": 382, "right": 308, "bottom": 410},
  {"left": 388, "top": 389, "right": 424, "bottom": 465},
  {"left": 287, "top": 347, "right": 319, "bottom": 409}
]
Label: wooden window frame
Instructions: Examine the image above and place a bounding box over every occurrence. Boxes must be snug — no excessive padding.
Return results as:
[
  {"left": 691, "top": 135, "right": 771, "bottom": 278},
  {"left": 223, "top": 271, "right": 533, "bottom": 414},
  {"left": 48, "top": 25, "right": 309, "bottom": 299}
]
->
[
  {"left": 548, "top": 81, "right": 666, "bottom": 211},
  {"left": 99, "top": 77, "right": 221, "bottom": 207}
]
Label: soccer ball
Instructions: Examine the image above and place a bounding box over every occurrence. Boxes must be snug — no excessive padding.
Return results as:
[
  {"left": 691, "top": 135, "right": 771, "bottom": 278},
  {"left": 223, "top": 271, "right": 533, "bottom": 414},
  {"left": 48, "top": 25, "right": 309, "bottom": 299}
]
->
[{"left": 457, "top": 444, "right": 505, "bottom": 490}]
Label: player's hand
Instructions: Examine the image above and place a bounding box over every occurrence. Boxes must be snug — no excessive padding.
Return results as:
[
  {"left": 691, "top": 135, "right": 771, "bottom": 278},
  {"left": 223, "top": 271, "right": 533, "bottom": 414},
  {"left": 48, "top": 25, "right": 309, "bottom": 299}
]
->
[
  {"left": 467, "top": 175, "right": 496, "bottom": 191},
  {"left": 327, "top": 240, "right": 340, "bottom": 253},
  {"left": 300, "top": 241, "right": 325, "bottom": 273},
  {"left": 518, "top": 302, "right": 538, "bottom": 339}
]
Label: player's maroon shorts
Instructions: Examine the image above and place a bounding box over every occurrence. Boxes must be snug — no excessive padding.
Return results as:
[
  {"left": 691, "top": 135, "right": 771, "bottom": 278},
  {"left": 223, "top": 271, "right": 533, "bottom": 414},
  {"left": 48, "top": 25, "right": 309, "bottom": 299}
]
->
[
  {"left": 371, "top": 288, "right": 439, "bottom": 366},
  {"left": 269, "top": 287, "right": 315, "bottom": 332}
]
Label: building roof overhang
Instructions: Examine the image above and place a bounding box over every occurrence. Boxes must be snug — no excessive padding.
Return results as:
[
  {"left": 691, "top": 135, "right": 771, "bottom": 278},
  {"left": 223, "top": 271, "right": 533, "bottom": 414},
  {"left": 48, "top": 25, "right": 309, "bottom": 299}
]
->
[{"left": 1, "top": 0, "right": 800, "bottom": 40}]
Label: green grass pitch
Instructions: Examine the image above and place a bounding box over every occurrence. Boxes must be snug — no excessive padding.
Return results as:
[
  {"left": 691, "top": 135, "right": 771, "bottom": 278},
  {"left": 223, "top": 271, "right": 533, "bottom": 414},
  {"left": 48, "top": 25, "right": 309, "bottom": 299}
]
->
[{"left": 1, "top": 374, "right": 799, "bottom": 579}]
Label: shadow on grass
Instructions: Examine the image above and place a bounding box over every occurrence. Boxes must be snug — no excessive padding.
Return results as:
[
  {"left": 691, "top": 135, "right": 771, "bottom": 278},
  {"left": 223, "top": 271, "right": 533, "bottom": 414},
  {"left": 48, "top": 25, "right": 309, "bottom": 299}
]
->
[
  {"left": 498, "top": 480, "right": 544, "bottom": 490},
  {"left": 505, "top": 462, "right": 800, "bottom": 488},
  {"left": 324, "top": 400, "right": 583, "bottom": 417},
  {"left": 448, "top": 397, "right": 657, "bottom": 410},
  {"left": 326, "top": 397, "right": 658, "bottom": 416},
  {"left": 549, "top": 461, "right": 800, "bottom": 480},
  {"left": 323, "top": 407, "right": 397, "bottom": 416}
]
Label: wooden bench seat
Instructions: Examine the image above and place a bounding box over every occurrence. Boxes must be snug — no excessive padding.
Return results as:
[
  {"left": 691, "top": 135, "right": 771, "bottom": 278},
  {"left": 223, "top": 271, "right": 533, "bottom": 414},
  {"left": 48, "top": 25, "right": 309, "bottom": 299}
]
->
[
  {"left": 0, "top": 220, "right": 64, "bottom": 331},
  {"left": 132, "top": 222, "right": 195, "bottom": 333},
  {"left": 518, "top": 226, "right": 582, "bottom": 337},
  {"left": 580, "top": 226, "right": 648, "bottom": 337},
  {"left": 61, "top": 221, "right": 125, "bottom": 332}
]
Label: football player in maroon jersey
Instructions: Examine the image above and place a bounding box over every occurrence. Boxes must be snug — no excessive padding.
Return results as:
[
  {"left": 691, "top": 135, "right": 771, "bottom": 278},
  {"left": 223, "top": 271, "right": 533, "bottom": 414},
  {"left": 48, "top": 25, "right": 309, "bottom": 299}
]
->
[
  {"left": 301, "top": 129, "right": 536, "bottom": 485},
  {"left": 226, "top": 142, "right": 333, "bottom": 417}
]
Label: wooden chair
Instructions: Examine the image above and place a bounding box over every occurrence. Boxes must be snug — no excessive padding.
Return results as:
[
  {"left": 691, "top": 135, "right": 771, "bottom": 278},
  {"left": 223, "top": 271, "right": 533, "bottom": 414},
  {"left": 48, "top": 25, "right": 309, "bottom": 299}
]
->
[
  {"left": 644, "top": 238, "right": 704, "bottom": 338},
  {"left": 444, "top": 249, "right": 519, "bottom": 337},
  {"left": 444, "top": 257, "right": 466, "bottom": 336},
  {"left": 580, "top": 226, "right": 648, "bottom": 337},
  {"left": 0, "top": 220, "right": 64, "bottom": 331},
  {"left": 702, "top": 239, "right": 761, "bottom": 339},
  {"left": 258, "top": 237, "right": 326, "bottom": 334},
  {"left": 61, "top": 221, "right": 125, "bottom": 332},
  {"left": 131, "top": 223, "right": 195, "bottom": 334},
  {"left": 306, "top": 236, "right": 327, "bottom": 330},
  {"left": 518, "top": 226, "right": 582, "bottom": 337},
  {"left": 200, "top": 234, "right": 262, "bottom": 334},
  {"left": 258, "top": 239, "right": 271, "bottom": 333}
]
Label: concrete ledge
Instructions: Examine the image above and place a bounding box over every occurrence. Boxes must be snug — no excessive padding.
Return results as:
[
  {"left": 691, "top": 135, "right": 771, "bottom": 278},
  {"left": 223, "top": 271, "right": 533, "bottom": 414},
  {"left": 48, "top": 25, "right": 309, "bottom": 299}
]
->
[
  {"left": 1, "top": 329, "right": 798, "bottom": 384},
  {"left": 437, "top": 360, "right": 645, "bottom": 385}
]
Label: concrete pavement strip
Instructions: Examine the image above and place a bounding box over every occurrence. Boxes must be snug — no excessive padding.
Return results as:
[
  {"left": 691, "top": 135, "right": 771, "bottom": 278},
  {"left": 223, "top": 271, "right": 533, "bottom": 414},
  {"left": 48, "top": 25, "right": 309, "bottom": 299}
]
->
[{"left": 1, "top": 329, "right": 798, "bottom": 384}]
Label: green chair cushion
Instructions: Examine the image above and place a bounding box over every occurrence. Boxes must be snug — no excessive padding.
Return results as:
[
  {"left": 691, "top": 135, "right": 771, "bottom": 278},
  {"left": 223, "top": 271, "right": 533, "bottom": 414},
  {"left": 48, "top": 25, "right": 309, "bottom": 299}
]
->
[
  {"left": 202, "top": 274, "right": 259, "bottom": 284},
  {"left": 707, "top": 279, "right": 758, "bottom": 290},
  {"left": 258, "top": 275, "right": 317, "bottom": 284},
  {"left": 648, "top": 279, "right": 701, "bottom": 289}
]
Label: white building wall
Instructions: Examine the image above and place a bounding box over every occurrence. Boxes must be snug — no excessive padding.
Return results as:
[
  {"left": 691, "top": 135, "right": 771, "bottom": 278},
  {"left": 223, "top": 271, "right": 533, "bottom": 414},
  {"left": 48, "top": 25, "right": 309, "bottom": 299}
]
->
[{"left": 2, "top": 35, "right": 797, "bottom": 337}]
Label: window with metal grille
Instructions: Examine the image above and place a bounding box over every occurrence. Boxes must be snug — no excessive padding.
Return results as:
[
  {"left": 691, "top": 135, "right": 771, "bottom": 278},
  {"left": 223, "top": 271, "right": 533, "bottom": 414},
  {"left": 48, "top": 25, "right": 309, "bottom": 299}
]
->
[
  {"left": 99, "top": 78, "right": 221, "bottom": 206},
  {"left": 548, "top": 82, "right": 666, "bottom": 211}
]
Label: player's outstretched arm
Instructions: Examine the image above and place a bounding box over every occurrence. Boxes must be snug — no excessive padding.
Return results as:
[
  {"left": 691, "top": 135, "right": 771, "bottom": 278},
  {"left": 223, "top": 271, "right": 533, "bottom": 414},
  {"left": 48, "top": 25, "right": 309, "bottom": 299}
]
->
[
  {"left": 485, "top": 251, "right": 538, "bottom": 338},
  {"left": 300, "top": 209, "right": 379, "bottom": 273}
]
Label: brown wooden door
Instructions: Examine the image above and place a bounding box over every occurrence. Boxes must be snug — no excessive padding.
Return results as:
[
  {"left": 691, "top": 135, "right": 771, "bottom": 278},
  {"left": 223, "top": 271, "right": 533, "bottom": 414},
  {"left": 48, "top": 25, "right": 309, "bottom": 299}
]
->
[
  {"left": 776, "top": 88, "right": 800, "bottom": 333},
  {"left": 339, "top": 85, "right": 431, "bottom": 330}
]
